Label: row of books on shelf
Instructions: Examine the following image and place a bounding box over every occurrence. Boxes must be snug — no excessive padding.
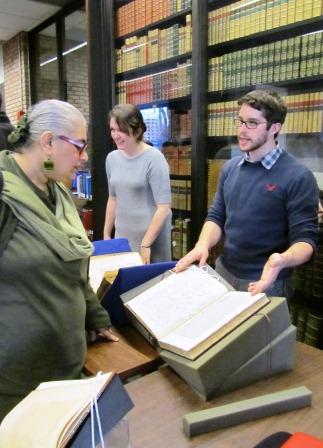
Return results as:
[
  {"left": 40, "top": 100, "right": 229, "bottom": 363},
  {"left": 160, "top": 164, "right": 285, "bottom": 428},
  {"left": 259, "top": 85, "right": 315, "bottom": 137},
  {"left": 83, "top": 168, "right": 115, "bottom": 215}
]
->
[
  {"left": 116, "top": 0, "right": 191, "bottom": 37},
  {"left": 208, "top": 92, "right": 323, "bottom": 137},
  {"left": 208, "top": 0, "right": 322, "bottom": 45},
  {"left": 71, "top": 170, "right": 92, "bottom": 200},
  {"left": 163, "top": 143, "right": 191, "bottom": 175},
  {"left": 116, "top": 59, "right": 191, "bottom": 104},
  {"left": 289, "top": 298, "right": 323, "bottom": 349},
  {"left": 171, "top": 217, "right": 191, "bottom": 259},
  {"left": 267, "top": 92, "right": 323, "bottom": 134},
  {"left": 171, "top": 179, "right": 191, "bottom": 211},
  {"left": 169, "top": 109, "right": 191, "bottom": 141},
  {"left": 116, "top": 15, "right": 191, "bottom": 73},
  {"left": 209, "top": 31, "right": 323, "bottom": 92}
]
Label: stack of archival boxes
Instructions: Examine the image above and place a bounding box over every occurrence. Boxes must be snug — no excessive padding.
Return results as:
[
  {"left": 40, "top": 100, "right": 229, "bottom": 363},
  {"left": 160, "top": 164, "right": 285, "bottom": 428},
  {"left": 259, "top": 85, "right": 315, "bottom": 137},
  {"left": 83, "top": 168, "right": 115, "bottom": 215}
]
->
[{"left": 121, "top": 271, "right": 295, "bottom": 401}]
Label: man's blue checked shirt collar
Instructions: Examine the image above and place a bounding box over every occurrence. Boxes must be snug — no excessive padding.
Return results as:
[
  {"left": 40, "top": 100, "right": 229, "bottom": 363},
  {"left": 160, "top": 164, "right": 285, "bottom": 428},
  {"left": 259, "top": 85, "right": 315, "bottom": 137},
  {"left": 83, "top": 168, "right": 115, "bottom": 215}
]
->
[{"left": 238, "top": 145, "right": 283, "bottom": 170}]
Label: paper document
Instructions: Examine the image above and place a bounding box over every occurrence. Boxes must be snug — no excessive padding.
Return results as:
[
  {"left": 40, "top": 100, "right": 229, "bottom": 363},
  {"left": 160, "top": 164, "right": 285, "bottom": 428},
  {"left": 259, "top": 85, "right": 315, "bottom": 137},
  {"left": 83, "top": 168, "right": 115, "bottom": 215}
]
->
[
  {"left": 124, "top": 265, "right": 269, "bottom": 359},
  {"left": 89, "top": 251, "right": 142, "bottom": 292},
  {"left": 126, "top": 266, "right": 228, "bottom": 339}
]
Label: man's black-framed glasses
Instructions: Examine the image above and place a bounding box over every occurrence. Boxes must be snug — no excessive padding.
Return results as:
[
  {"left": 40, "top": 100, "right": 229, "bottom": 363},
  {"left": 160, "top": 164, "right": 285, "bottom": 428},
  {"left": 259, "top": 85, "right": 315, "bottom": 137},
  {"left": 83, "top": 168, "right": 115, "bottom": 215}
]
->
[
  {"left": 58, "top": 135, "right": 88, "bottom": 154},
  {"left": 233, "top": 118, "right": 267, "bottom": 129}
]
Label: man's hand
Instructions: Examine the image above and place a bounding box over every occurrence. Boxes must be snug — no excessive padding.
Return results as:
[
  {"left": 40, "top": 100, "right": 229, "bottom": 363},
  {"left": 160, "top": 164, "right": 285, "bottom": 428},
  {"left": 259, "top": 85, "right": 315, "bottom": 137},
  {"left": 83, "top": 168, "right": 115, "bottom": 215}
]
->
[
  {"left": 88, "top": 327, "right": 119, "bottom": 343},
  {"left": 248, "top": 252, "right": 288, "bottom": 295},
  {"left": 174, "top": 243, "right": 209, "bottom": 273}
]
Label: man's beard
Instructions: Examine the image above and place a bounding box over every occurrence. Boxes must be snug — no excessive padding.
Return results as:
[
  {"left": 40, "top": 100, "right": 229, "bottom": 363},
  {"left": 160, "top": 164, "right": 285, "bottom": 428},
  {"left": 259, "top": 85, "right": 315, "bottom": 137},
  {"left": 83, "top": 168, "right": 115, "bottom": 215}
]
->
[{"left": 239, "top": 132, "right": 269, "bottom": 152}]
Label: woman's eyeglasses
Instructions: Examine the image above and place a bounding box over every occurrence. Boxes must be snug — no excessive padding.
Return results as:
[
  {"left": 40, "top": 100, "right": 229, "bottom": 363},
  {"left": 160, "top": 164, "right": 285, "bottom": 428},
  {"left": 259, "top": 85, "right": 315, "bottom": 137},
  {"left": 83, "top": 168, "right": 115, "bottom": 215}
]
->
[{"left": 58, "top": 135, "right": 88, "bottom": 154}]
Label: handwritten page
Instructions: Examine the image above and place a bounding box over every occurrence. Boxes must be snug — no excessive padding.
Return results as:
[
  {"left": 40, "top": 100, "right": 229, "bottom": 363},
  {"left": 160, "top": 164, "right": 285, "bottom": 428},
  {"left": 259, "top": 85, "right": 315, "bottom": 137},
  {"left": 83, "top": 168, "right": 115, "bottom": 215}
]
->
[{"left": 125, "top": 266, "right": 228, "bottom": 339}]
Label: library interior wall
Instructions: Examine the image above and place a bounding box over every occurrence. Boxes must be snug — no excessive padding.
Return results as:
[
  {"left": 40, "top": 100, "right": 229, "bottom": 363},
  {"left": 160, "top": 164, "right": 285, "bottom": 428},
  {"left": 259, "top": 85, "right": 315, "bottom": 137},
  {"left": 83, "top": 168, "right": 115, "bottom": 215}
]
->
[
  {"left": 2, "top": 33, "right": 88, "bottom": 126},
  {"left": 35, "top": 34, "right": 89, "bottom": 121},
  {"left": 65, "top": 45, "right": 89, "bottom": 122},
  {"left": 3, "top": 33, "right": 30, "bottom": 126},
  {"left": 36, "top": 35, "right": 60, "bottom": 101}
]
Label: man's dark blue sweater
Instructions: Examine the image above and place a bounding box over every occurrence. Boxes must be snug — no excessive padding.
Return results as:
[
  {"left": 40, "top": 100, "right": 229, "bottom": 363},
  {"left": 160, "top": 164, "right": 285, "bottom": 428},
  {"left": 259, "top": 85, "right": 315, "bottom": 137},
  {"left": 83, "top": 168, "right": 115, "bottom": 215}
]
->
[{"left": 207, "top": 151, "right": 318, "bottom": 280}]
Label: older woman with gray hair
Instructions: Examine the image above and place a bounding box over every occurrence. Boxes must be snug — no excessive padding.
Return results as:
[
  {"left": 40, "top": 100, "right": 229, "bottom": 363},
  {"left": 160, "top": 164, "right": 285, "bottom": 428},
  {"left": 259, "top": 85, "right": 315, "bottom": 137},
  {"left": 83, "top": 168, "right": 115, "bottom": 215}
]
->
[{"left": 0, "top": 99, "right": 117, "bottom": 421}]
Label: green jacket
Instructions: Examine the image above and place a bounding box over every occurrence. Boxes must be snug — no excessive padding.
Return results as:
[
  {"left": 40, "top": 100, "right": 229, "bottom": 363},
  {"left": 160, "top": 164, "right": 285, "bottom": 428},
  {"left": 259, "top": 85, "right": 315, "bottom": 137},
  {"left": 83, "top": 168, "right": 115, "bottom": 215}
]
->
[{"left": 0, "top": 150, "right": 110, "bottom": 419}]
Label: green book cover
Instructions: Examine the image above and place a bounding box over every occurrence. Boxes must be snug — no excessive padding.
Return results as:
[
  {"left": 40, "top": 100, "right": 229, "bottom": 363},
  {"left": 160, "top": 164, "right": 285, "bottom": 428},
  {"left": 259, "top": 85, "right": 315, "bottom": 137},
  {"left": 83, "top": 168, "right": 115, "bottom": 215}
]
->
[
  {"left": 279, "top": 38, "right": 289, "bottom": 81},
  {"left": 266, "top": 41, "right": 274, "bottom": 83},
  {"left": 273, "top": 40, "right": 282, "bottom": 82}
]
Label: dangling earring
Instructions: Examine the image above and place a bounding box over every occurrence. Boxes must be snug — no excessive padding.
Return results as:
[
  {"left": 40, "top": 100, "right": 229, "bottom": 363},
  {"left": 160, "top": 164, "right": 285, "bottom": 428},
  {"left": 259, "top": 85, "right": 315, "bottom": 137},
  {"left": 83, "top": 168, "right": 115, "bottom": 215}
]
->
[{"left": 43, "top": 158, "right": 54, "bottom": 171}]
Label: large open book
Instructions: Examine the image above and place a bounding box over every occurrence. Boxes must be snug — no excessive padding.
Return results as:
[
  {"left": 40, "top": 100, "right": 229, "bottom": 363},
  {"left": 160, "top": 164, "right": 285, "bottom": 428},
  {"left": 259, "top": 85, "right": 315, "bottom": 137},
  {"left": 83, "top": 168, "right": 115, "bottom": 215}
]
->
[
  {"left": 0, "top": 372, "right": 133, "bottom": 448},
  {"left": 123, "top": 265, "right": 270, "bottom": 360},
  {"left": 89, "top": 252, "right": 142, "bottom": 298}
]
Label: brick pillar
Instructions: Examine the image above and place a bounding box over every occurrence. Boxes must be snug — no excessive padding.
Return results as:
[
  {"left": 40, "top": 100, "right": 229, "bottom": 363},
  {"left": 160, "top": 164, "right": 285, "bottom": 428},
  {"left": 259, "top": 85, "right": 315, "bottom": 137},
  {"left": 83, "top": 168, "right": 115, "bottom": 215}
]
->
[{"left": 3, "top": 32, "right": 30, "bottom": 125}]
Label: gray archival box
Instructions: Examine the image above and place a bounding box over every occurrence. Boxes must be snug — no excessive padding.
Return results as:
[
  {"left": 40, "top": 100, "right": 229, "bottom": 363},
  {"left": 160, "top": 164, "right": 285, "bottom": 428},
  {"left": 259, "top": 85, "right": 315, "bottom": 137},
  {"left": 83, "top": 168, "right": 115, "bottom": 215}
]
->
[{"left": 120, "top": 268, "right": 295, "bottom": 400}]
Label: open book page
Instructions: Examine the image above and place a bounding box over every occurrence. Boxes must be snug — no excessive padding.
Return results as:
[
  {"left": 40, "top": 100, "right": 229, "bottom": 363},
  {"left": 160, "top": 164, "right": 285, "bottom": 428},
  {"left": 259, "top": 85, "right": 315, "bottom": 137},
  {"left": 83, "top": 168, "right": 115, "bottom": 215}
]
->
[
  {"left": 159, "top": 291, "right": 267, "bottom": 354},
  {"left": 0, "top": 373, "right": 113, "bottom": 448},
  {"left": 89, "top": 252, "right": 143, "bottom": 293},
  {"left": 125, "top": 265, "right": 229, "bottom": 340}
]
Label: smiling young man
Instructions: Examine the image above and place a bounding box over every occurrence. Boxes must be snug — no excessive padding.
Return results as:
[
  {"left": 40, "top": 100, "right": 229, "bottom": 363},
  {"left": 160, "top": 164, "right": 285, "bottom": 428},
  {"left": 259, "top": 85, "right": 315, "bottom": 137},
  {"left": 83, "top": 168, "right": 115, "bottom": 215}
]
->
[{"left": 176, "top": 90, "right": 319, "bottom": 297}]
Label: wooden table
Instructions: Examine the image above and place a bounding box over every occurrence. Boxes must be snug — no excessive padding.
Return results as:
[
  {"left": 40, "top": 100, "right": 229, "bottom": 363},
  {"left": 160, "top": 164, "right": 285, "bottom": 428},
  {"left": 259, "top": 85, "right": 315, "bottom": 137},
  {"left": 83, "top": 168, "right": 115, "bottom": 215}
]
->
[
  {"left": 84, "top": 326, "right": 161, "bottom": 381},
  {"left": 125, "top": 342, "right": 323, "bottom": 448}
]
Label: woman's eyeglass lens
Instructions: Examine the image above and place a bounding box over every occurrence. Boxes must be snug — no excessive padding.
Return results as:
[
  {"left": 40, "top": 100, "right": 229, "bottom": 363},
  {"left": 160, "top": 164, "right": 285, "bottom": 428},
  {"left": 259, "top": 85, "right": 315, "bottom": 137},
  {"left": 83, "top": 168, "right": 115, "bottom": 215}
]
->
[{"left": 58, "top": 135, "right": 88, "bottom": 154}]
